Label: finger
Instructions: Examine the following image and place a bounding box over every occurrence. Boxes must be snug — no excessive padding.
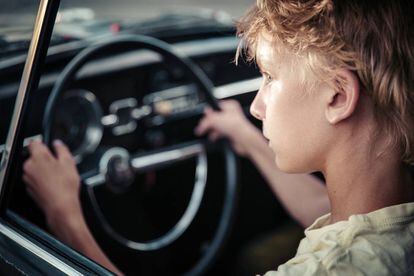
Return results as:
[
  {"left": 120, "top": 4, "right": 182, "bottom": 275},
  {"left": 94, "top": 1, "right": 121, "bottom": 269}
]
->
[
  {"left": 22, "top": 170, "right": 38, "bottom": 188},
  {"left": 204, "top": 106, "right": 214, "bottom": 115},
  {"left": 219, "top": 101, "right": 229, "bottom": 109},
  {"left": 220, "top": 99, "right": 236, "bottom": 109},
  {"left": 208, "top": 131, "right": 222, "bottom": 142},
  {"left": 195, "top": 118, "right": 212, "bottom": 136},
  {"left": 205, "top": 106, "right": 222, "bottom": 116},
  {"left": 28, "top": 141, "right": 53, "bottom": 160},
  {"left": 53, "top": 140, "right": 74, "bottom": 163},
  {"left": 22, "top": 159, "right": 34, "bottom": 175},
  {"left": 27, "top": 140, "right": 42, "bottom": 153}
]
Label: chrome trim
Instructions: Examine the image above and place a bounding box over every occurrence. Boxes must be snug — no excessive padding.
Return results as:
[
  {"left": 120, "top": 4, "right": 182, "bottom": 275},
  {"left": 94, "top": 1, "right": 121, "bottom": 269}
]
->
[
  {"left": 87, "top": 145, "right": 208, "bottom": 251},
  {"left": 0, "top": 134, "right": 42, "bottom": 155},
  {"left": 61, "top": 89, "right": 104, "bottom": 162},
  {"left": 143, "top": 85, "right": 196, "bottom": 105},
  {"left": 84, "top": 142, "right": 204, "bottom": 186},
  {"left": 22, "top": 134, "right": 42, "bottom": 147},
  {"left": 214, "top": 77, "right": 261, "bottom": 99},
  {"left": 131, "top": 105, "right": 151, "bottom": 120},
  {"left": 84, "top": 147, "right": 130, "bottom": 187},
  {"left": 0, "top": 223, "right": 82, "bottom": 275},
  {"left": 131, "top": 143, "right": 204, "bottom": 172},
  {"left": 109, "top": 98, "right": 137, "bottom": 112},
  {"left": 0, "top": 0, "right": 50, "bottom": 193},
  {"left": 84, "top": 173, "right": 106, "bottom": 187},
  {"left": 101, "top": 106, "right": 151, "bottom": 128},
  {"left": 109, "top": 98, "right": 138, "bottom": 136},
  {"left": 101, "top": 114, "right": 118, "bottom": 127}
]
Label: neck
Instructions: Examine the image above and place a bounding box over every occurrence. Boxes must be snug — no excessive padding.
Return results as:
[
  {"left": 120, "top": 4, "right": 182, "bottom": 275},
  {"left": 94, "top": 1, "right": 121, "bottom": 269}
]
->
[
  {"left": 325, "top": 159, "right": 414, "bottom": 224},
  {"left": 322, "top": 131, "right": 414, "bottom": 224}
]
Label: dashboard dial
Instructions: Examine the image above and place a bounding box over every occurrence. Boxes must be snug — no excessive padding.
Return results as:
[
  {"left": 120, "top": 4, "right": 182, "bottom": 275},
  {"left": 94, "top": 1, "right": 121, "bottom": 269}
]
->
[{"left": 50, "top": 89, "right": 103, "bottom": 162}]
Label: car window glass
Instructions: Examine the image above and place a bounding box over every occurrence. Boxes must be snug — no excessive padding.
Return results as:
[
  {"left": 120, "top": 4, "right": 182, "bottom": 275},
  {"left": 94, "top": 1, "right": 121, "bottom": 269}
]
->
[
  {"left": 3, "top": 1, "right": 255, "bottom": 274},
  {"left": 0, "top": 1, "right": 39, "bottom": 147}
]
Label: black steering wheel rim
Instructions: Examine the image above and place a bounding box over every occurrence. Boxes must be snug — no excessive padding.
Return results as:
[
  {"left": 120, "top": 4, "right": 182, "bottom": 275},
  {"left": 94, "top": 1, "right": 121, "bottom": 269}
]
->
[{"left": 42, "top": 35, "right": 239, "bottom": 276}]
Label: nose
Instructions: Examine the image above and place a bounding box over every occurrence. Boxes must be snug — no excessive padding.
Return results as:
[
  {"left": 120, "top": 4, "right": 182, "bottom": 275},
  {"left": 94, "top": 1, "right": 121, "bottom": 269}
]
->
[{"left": 250, "top": 88, "right": 266, "bottom": 121}]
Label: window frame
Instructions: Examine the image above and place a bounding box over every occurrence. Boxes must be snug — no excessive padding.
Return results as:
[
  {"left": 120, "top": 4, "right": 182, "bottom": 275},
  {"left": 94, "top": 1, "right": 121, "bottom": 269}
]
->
[{"left": 0, "top": 0, "right": 113, "bottom": 274}]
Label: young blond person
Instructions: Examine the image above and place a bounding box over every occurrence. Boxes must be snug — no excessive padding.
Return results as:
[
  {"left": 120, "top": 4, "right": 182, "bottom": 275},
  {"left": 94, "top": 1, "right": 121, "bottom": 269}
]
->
[
  {"left": 195, "top": 100, "right": 329, "bottom": 228},
  {"left": 195, "top": 100, "right": 329, "bottom": 274},
  {"left": 23, "top": 0, "right": 414, "bottom": 275}
]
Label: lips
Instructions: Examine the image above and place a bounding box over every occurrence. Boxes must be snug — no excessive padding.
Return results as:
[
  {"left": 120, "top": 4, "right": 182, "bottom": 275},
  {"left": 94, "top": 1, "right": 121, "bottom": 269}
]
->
[
  {"left": 262, "top": 128, "right": 269, "bottom": 141},
  {"left": 262, "top": 130, "right": 272, "bottom": 147},
  {"left": 262, "top": 124, "right": 270, "bottom": 143},
  {"left": 262, "top": 133, "right": 271, "bottom": 146}
]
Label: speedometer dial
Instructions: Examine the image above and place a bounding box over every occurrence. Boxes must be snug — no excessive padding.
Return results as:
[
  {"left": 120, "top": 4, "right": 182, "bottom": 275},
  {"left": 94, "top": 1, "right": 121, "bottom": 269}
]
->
[{"left": 50, "top": 89, "right": 103, "bottom": 162}]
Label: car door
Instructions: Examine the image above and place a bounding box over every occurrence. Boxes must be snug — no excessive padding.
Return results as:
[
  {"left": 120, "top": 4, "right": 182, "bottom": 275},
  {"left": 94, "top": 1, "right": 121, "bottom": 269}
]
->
[{"left": 0, "top": 0, "right": 113, "bottom": 274}]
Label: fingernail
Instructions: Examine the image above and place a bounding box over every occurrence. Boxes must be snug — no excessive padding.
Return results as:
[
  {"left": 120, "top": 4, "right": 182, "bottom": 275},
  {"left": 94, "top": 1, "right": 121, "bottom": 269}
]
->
[{"left": 53, "top": 139, "right": 63, "bottom": 146}]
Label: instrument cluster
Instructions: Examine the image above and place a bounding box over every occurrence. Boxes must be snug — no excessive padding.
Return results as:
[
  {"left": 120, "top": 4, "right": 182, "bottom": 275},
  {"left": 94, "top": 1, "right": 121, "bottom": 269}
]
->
[{"left": 50, "top": 83, "right": 204, "bottom": 162}]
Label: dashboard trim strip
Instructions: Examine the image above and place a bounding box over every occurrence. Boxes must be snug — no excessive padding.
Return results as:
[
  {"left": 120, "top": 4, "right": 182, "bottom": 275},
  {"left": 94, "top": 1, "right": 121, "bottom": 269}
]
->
[{"left": 214, "top": 77, "right": 261, "bottom": 99}]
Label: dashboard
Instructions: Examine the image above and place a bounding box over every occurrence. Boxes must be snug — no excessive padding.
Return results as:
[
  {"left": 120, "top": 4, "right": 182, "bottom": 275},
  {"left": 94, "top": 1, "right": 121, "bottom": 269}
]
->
[{"left": 0, "top": 36, "right": 261, "bottom": 153}]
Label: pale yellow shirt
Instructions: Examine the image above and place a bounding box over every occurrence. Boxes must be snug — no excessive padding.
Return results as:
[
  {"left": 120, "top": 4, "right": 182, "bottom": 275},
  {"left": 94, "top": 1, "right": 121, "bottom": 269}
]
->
[{"left": 264, "top": 202, "right": 414, "bottom": 275}]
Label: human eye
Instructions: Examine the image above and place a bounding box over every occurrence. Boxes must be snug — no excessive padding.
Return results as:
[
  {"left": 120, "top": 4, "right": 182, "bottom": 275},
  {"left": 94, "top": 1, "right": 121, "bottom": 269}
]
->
[{"left": 261, "top": 72, "right": 273, "bottom": 85}]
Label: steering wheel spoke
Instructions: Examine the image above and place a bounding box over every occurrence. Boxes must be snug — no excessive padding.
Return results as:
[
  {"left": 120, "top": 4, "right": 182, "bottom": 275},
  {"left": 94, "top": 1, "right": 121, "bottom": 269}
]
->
[
  {"left": 131, "top": 140, "right": 205, "bottom": 172},
  {"left": 83, "top": 172, "right": 106, "bottom": 187},
  {"left": 82, "top": 140, "right": 205, "bottom": 188}
]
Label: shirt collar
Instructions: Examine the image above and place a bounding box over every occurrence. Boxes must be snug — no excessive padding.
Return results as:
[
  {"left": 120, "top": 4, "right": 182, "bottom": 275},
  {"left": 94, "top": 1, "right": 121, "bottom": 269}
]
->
[{"left": 306, "top": 201, "right": 414, "bottom": 232}]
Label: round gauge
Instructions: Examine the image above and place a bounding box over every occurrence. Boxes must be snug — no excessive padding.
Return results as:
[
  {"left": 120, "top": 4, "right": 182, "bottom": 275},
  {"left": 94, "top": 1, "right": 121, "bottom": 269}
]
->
[{"left": 50, "top": 89, "right": 103, "bottom": 162}]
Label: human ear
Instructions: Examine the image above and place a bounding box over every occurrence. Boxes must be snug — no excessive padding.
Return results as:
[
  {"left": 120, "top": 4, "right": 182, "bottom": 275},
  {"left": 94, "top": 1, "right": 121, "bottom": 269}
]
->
[{"left": 325, "top": 70, "right": 360, "bottom": 124}]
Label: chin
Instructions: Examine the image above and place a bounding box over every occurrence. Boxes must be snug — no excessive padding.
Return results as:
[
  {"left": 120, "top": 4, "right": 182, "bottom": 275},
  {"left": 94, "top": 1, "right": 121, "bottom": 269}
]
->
[
  {"left": 275, "top": 155, "right": 309, "bottom": 174},
  {"left": 271, "top": 144, "right": 308, "bottom": 173}
]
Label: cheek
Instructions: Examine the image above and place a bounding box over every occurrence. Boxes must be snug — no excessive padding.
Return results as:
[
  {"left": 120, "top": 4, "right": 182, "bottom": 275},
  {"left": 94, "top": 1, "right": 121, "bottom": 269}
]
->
[
  {"left": 264, "top": 83, "right": 297, "bottom": 141},
  {"left": 264, "top": 83, "right": 322, "bottom": 165}
]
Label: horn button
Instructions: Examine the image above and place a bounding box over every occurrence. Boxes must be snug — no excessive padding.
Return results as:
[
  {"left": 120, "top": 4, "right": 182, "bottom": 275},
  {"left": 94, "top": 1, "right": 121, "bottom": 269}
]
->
[{"left": 100, "top": 148, "right": 134, "bottom": 193}]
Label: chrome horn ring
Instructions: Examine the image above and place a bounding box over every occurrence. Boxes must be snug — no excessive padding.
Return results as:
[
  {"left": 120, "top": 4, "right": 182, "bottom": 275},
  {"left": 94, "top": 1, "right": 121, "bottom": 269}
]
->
[{"left": 84, "top": 143, "right": 207, "bottom": 251}]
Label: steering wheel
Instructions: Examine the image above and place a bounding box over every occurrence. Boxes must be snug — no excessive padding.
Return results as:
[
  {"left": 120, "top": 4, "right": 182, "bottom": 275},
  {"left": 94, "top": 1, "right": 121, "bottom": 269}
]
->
[{"left": 42, "top": 35, "right": 238, "bottom": 275}]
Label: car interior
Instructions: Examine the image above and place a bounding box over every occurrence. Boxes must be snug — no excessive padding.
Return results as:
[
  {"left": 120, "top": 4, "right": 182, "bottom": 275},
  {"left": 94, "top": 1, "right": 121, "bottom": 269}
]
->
[{"left": 0, "top": 1, "right": 297, "bottom": 275}]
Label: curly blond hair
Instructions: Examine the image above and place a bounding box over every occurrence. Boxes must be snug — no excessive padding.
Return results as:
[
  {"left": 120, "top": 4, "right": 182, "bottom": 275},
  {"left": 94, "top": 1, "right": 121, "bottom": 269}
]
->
[{"left": 237, "top": 0, "right": 414, "bottom": 164}]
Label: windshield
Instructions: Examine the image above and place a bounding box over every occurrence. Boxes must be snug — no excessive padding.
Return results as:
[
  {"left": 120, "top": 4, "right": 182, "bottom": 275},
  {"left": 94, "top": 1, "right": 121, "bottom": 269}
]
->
[
  {"left": 0, "top": 0, "right": 252, "bottom": 60},
  {"left": 1, "top": 0, "right": 252, "bottom": 28}
]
